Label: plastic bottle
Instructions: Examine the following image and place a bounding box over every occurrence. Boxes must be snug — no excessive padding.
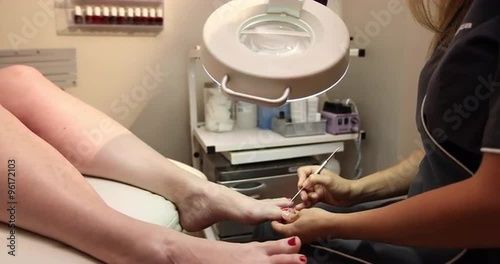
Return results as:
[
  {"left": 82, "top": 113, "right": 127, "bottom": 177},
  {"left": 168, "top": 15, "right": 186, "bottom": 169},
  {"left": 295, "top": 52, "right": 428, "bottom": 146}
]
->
[
  {"left": 290, "top": 100, "right": 307, "bottom": 123},
  {"left": 236, "top": 102, "right": 258, "bottom": 129},
  {"left": 307, "top": 96, "right": 319, "bottom": 122},
  {"left": 257, "top": 104, "right": 291, "bottom": 130},
  {"left": 204, "top": 83, "right": 234, "bottom": 132}
]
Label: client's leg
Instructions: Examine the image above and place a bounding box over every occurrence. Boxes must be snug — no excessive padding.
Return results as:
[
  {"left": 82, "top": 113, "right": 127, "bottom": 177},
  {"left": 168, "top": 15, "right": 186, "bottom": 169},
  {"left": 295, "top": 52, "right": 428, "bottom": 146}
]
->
[
  {"left": 0, "top": 65, "right": 292, "bottom": 232},
  {"left": 0, "top": 103, "right": 305, "bottom": 264}
]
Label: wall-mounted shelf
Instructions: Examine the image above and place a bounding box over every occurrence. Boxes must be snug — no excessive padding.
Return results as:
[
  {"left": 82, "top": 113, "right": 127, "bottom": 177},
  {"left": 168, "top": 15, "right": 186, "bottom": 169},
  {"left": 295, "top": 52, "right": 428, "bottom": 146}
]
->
[
  {"left": 59, "top": 23, "right": 163, "bottom": 36},
  {"left": 55, "top": 0, "right": 164, "bottom": 36},
  {"left": 62, "top": 0, "right": 162, "bottom": 4}
]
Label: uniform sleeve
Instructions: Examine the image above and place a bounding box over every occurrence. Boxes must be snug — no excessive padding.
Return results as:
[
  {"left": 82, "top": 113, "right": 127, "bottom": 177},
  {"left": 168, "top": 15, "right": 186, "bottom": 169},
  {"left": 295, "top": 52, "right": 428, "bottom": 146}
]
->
[{"left": 481, "top": 65, "right": 500, "bottom": 153}]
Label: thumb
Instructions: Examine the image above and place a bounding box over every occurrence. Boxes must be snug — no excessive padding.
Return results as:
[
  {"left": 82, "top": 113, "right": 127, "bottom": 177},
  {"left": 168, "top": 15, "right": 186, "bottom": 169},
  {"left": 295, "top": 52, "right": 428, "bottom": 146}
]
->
[{"left": 305, "top": 174, "right": 333, "bottom": 188}]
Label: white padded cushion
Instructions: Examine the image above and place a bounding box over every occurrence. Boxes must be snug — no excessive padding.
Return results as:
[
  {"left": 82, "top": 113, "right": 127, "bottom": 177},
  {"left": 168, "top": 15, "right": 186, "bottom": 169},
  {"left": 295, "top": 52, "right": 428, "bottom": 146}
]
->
[{"left": 0, "top": 160, "right": 206, "bottom": 264}]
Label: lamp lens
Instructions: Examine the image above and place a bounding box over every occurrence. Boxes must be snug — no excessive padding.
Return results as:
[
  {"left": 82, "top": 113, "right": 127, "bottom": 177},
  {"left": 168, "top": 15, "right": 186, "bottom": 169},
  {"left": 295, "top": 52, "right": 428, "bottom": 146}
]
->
[{"left": 240, "top": 19, "right": 312, "bottom": 56}]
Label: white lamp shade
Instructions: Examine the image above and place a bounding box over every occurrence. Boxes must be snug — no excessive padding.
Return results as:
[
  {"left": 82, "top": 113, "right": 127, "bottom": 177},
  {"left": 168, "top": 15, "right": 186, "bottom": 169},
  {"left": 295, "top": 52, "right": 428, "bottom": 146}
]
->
[{"left": 202, "top": 0, "right": 350, "bottom": 107}]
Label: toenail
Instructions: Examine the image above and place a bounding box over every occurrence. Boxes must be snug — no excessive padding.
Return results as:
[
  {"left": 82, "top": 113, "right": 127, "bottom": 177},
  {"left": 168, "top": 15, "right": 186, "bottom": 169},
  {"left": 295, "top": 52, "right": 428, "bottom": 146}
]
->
[
  {"left": 281, "top": 208, "right": 289, "bottom": 211},
  {"left": 288, "top": 237, "right": 296, "bottom": 246},
  {"left": 300, "top": 255, "right": 307, "bottom": 262}
]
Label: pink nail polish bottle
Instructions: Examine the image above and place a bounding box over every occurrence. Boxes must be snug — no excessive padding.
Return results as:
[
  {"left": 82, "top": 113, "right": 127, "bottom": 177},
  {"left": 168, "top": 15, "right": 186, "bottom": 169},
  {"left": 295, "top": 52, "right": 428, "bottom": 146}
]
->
[
  {"left": 102, "top": 6, "right": 110, "bottom": 24},
  {"left": 126, "top": 7, "right": 134, "bottom": 25},
  {"left": 85, "top": 6, "right": 94, "bottom": 24},
  {"left": 93, "top": 6, "right": 102, "bottom": 24},
  {"left": 156, "top": 8, "right": 163, "bottom": 26},
  {"left": 149, "top": 8, "right": 156, "bottom": 26},
  {"left": 74, "top": 5, "right": 83, "bottom": 24}
]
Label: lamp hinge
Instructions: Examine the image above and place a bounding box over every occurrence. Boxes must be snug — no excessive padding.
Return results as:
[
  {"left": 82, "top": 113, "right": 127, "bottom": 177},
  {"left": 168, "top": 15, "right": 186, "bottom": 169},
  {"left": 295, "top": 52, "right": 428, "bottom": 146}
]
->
[{"left": 267, "top": 0, "right": 305, "bottom": 18}]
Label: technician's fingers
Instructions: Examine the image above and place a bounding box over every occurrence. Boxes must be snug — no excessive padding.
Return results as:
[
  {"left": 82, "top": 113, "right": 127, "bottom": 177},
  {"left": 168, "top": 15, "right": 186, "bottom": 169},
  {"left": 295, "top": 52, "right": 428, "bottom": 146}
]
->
[
  {"left": 297, "top": 166, "right": 320, "bottom": 188},
  {"left": 300, "top": 190, "right": 309, "bottom": 203},
  {"left": 269, "top": 254, "right": 307, "bottom": 264},
  {"left": 295, "top": 203, "right": 306, "bottom": 211},
  {"left": 309, "top": 192, "right": 320, "bottom": 201},
  {"left": 305, "top": 174, "right": 333, "bottom": 189}
]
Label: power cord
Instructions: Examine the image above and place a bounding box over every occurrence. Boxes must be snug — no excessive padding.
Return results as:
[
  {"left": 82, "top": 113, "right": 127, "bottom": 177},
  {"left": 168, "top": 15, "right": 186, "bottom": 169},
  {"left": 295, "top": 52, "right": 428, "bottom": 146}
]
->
[{"left": 343, "top": 99, "right": 363, "bottom": 179}]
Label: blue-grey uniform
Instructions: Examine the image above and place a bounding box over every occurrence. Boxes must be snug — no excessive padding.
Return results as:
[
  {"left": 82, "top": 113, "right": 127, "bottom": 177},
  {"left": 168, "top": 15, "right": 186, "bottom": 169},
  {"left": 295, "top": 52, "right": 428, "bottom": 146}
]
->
[{"left": 254, "top": 0, "right": 500, "bottom": 263}]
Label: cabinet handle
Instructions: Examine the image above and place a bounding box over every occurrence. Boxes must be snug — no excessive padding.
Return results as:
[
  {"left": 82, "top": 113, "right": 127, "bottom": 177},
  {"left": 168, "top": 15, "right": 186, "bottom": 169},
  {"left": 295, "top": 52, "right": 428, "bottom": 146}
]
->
[
  {"left": 231, "top": 182, "right": 266, "bottom": 195},
  {"left": 221, "top": 75, "right": 290, "bottom": 106}
]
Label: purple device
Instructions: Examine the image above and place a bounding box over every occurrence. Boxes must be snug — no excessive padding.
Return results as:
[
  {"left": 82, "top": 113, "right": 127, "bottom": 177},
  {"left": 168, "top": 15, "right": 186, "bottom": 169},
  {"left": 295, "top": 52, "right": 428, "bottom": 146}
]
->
[{"left": 322, "top": 111, "right": 360, "bottom": 135}]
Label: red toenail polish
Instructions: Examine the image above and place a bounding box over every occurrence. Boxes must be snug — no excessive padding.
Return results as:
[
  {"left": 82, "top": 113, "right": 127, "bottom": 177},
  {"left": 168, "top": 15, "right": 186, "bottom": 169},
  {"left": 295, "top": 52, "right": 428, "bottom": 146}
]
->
[
  {"left": 281, "top": 208, "right": 289, "bottom": 211},
  {"left": 288, "top": 237, "right": 296, "bottom": 246},
  {"left": 300, "top": 256, "right": 307, "bottom": 262}
]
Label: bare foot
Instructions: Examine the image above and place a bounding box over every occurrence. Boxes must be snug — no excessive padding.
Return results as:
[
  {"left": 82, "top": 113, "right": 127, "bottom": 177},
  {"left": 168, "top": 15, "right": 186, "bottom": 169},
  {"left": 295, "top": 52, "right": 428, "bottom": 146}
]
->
[
  {"left": 166, "top": 234, "right": 306, "bottom": 264},
  {"left": 176, "top": 180, "right": 294, "bottom": 232},
  {"left": 118, "top": 220, "right": 305, "bottom": 264}
]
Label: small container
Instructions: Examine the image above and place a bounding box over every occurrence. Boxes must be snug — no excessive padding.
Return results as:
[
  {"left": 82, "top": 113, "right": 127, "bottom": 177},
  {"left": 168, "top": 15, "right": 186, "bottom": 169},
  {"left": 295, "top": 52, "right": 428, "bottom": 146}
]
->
[
  {"left": 149, "top": 8, "right": 157, "bottom": 25},
  {"left": 126, "top": 7, "right": 134, "bottom": 24},
  {"left": 134, "top": 7, "right": 142, "bottom": 25},
  {"left": 93, "top": 6, "right": 102, "bottom": 24},
  {"left": 156, "top": 8, "right": 163, "bottom": 26},
  {"left": 307, "top": 96, "right": 319, "bottom": 122},
  {"left": 236, "top": 101, "right": 258, "bottom": 129},
  {"left": 291, "top": 100, "right": 307, "bottom": 123},
  {"left": 74, "top": 5, "right": 83, "bottom": 24},
  {"left": 272, "top": 118, "right": 327, "bottom": 138},
  {"left": 257, "top": 104, "right": 291, "bottom": 130},
  {"left": 204, "top": 82, "right": 235, "bottom": 133},
  {"left": 111, "top": 7, "right": 120, "bottom": 24},
  {"left": 102, "top": 7, "right": 110, "bottom": 24},
  {"left": 85, "top": 6, "right": 94, "bottom": 24}
]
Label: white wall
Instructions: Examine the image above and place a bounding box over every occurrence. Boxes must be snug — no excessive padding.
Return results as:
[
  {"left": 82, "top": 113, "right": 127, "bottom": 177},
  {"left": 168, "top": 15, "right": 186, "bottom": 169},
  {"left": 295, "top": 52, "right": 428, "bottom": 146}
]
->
[
  {"left": 0, "top": 0, "right": 432, "bottom": 171},
  {"left": 0, "top": 0, "right": 220, "bottom": 163},
  {"left": 327, "top": 0, "right": 433, "bottom": 178}
]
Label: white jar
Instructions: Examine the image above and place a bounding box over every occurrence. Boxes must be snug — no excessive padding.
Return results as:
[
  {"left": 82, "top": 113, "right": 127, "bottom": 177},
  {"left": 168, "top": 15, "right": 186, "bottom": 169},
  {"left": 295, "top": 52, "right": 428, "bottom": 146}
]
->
[
  {"left": 204, "top": 82, "right": 234, "bottom": 132},
  {"left": 236, "top": 101, "right": 257, "bottom": 129}
]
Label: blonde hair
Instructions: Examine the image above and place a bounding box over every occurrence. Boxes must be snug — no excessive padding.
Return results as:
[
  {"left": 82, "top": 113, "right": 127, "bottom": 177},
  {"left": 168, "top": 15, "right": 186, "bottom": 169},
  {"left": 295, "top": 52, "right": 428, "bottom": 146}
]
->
[{"left": 408, "top": 0, "right": 473, "bottom": 52}]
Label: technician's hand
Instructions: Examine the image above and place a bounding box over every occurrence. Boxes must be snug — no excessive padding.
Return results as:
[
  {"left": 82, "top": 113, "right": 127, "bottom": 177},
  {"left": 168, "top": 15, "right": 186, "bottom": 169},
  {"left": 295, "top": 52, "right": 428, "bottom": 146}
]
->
[
  {"left": 295, "top": 166, "right": 356, "bottom": 210},
  {"left": 271, "top": 208, "right": 334, "bottom": 244}
]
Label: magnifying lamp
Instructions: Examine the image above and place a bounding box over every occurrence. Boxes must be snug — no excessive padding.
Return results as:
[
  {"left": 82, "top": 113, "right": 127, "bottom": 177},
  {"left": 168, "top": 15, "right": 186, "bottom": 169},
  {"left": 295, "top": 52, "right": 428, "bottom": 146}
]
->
[{"left": 201, "top": 0, "right": 350, "bottom": 107}]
